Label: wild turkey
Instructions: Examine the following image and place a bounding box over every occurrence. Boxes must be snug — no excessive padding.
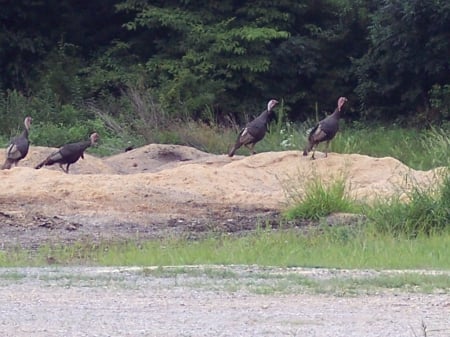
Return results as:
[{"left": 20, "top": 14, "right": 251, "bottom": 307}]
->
[
  {"left": 35, "top": 133, "right": 100, "bottom": 173},
  {"left": 2, "top": 116, "right": 32, "bottom": 170},
  {"left": 228, "top": 99, "right": 279, "bottom": 157},
  {"left": 303, "top": 96, "right": 348, "bottom": 159}
]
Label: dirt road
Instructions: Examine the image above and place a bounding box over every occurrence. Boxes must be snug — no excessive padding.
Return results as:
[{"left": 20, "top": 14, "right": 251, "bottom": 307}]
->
[{"left": 0, "top": 266, "right": 449, "bottom": 337}]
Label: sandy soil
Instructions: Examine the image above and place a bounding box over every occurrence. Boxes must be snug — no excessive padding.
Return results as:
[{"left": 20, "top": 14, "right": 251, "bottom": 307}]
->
[{"left": 0, "top": 144, "right": 444, "bottom": 248}]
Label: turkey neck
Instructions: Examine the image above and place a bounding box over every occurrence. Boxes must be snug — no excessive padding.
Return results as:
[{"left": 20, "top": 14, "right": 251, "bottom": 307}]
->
[
  {"left": 330, "top": 106, "right": 342, "bottom": 120},
  {"left": 82, "top": 140, "right": 93, "bottom": 149},
  {"left": 21, "top": 128, "right": 29, "bottom": 139},
  {"left": 258, "top": 109, "right": 272, "bottom": 123}
]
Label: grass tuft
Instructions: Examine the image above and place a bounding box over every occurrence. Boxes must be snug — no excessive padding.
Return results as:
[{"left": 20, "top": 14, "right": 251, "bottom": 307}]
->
[
  {"left": 365, "top": 170, "right": 450, "bottom": 237},
  {"left": 283, "top": 171, "right": 361, "bottom": 220}
]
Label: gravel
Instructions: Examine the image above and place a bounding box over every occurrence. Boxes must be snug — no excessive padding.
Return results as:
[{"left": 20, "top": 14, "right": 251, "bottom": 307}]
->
[{"left": 0, "top": 266, "right": 449, "bottom": 337}]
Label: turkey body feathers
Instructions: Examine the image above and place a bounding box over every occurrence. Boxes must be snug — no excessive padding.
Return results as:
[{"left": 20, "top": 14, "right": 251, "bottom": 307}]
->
[
  {"left": 2, "top": 116, "right": 32, "bottom": 170},
  {"left": 303, "top": 97, "right": 347, "bottom": 159},
  {"left": 238, "top": 111, "right": 270, "bottom": 143},
  {"left": 35, "top": 133, "right": 99, "bottom": 173},
  {"left": 6, "top": 130, "right": 30, "bottom": 160},
  {"left": 309, "top": 112, "right": 340, "bottom": 143},
  {"left": 228, "top": 99, "right": 278, "bottom": 157}
]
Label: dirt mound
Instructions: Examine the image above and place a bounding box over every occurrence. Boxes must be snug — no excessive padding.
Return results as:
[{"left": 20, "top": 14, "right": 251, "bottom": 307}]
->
[
  {"left": 0, "top": 144, "right": 444, "bottom": 247},
  {"left": 105, "top": 144, "right": 220, "bottom": 174},
  {"left": 1, "top": 144, "right": 442, "bottom": 214}
]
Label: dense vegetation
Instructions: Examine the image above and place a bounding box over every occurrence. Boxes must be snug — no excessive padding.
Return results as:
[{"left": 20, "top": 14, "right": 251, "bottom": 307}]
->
[{"left": 1, "top": 0, "right": 449, "bottom": 149}]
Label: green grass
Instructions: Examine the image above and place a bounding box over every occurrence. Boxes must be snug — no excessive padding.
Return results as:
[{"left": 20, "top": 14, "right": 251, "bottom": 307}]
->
[
  {"left": 4, "top": 96, "right": 447, "bottom": 170},
  {"left": 331, "top": 122, "right": 450, "bottom": 170},
  {"left": 283, "top": 173, "right": 362, "bottom": 220},
  {"left": 1, "top": 226, "right": 449, "bottom": 269},
  {"left": 364, "top": 171, "right": 450, "bottom": 237}
]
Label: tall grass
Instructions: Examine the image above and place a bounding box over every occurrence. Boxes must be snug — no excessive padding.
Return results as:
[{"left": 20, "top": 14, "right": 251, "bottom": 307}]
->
[
  {"left": 365, "top": 171, "right": 450, "bottom": 237},
  {"left": 283, "top": 165, "right": 449, "bottom": 236},
  {"left": 332, "top": 122, "right": 450, "bottom": 170},
  {"left": 159, "top": 116, "right": 448, "bottom": 170},
  {"left": 1, "top": 87, "right": 448, "bottom": 167}
]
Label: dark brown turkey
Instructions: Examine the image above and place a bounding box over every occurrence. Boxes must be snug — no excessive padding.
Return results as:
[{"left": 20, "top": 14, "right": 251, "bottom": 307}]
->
[
  {"left": 2, "top": 116, "right": 32, "bottom": 170},
  {"left": 35, "top": 133, "right": 100, "bottom": 173},
  {"left": 228, "top": 99, "right": 278, "bottom": 157},
  {"left": 303, "top": 97, "right": 348, "bottom": 159}
]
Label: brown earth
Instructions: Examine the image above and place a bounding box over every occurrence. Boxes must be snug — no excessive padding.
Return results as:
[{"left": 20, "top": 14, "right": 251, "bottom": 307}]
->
[{"left": 0, "top": 144, "right": 444, "bottom": 249}]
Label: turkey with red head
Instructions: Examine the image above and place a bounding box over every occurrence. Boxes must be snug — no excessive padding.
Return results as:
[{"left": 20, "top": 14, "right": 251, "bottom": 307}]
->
[{"left": 303, "top": 97, "right": 348, "bottom": 159}]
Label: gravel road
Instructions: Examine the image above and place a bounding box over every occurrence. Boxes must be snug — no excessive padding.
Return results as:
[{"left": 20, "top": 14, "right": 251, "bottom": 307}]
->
[{"left": 0, "top": 266, "right": 449, "bottom": 337}]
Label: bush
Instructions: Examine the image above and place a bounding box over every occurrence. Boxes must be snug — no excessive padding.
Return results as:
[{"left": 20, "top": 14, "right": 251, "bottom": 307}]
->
[{"left": 31, "top": 122, "right": 90, "bottom": 147}]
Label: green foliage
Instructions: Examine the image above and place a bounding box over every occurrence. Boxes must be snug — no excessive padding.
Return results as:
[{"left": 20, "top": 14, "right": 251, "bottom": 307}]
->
[
  {"left": 31, "top": 122, "right": 91, "bottom": 147},
  {"left": 283, "top": 174, "right": 360, "bottom": 220},
  {"left": 0, "top": 0, "right": 60, "bottom": 91},
  {"left": 81, "top": 41, "right": 147, "bottom": 98},
  {"left": 1, "top": 0, "right": 450, "bottom": 123},
  {"left": 365, "top": 171, "right": 450, "bottom": 237},
  {"left": 429, "top": 84, "right": 450, "bottom": 119},
  {"left": 283, "top": 165, "right": 448, "bottom": 237},
  {"left": 117, "top": 1, "right": 290, "bottom": 115},
  {"left": 31, "top": 41, "right": 84, "bottom": 105},
  {"left": 332, "top": 122, "right": 450, "bottom": 170},
  {"left": 354, "top": 0, "right": 450, "bottom": 121},
  {"left": 418, "top": 125, "right": 450, "bottom": 168},
  {"left": 0, "top": 90, "right": 33, "bottom": 135}
]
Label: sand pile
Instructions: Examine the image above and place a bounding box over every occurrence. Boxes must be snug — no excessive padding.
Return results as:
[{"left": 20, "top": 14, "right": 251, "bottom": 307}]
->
[{"left": 0, "top": 144, "right": 443, "bottom": 224}]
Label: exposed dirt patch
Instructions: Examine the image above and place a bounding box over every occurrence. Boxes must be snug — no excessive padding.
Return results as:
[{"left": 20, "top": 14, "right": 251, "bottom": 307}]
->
[{"left": 0, "top": 144, "right": 444, "bottom": 249}]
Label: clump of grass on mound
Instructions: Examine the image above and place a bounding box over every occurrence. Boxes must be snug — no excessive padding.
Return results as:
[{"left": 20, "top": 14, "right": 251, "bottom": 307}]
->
[
  {"left": 282, "top": 167, "right": 449, "bottom": 238},
  {"left": 283, "top": 173, "right": 361, "bottom": 221},
  {"left": 365, "top": 170, "right": 450, "bottom": 237}
]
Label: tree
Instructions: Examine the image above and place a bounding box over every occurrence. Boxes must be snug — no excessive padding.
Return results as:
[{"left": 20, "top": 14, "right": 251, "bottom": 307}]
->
[
  {"left": 0, "top": 0, "right": 62, "bottom": 91},
  {"left": 353, "top": 0, "right": 450, "bottom": 122},
  {"left": 116, "top": 0, "right": 290, "bottom": 116},
  {"left": 270, "top": 0, "right": 373, "bottom": 120}
]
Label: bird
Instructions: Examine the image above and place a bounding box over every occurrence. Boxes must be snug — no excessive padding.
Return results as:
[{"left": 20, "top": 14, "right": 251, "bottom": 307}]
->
[
  {"left": 35, "top": 132, "right": 100, "bottom": 173},
  {"left": 2, "top": 116, "right": 33, "bottom": 170},
  {"left": 303, "top": 96, "right": 348, "bottom": 159},
  {"left": 228, "top": 99, "right": 279, "bottom": 157}
]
